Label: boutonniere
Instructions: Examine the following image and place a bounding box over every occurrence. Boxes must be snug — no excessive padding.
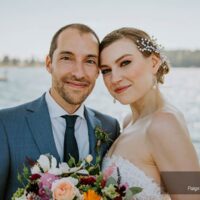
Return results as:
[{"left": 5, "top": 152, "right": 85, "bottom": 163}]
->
[{"left": 95, "top": 126, "right": 112, "bottom": 164}]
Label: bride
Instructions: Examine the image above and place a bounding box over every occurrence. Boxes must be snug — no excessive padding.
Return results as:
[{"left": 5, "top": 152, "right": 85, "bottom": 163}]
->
[{"left": 99, "top": 27, "right": 200, "bottom": 200}]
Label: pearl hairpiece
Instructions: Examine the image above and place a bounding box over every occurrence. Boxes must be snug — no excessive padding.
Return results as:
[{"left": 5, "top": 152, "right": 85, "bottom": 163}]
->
[
  {"left": 136, "top": 36, "right": 163, "bottom": 54},
  {"left": 136, "top": 36, "right": 168, "bottom": 63}
]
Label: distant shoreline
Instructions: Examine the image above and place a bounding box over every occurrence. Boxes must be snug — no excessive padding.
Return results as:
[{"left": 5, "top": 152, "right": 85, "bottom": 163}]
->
[{"left": 1, "top": 50, "right": 200, "bottom": 67}]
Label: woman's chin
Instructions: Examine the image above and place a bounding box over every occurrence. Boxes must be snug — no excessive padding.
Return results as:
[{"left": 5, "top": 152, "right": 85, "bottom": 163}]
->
[{"left": 115, "top": 98, "right": 132, "bottom": 105}]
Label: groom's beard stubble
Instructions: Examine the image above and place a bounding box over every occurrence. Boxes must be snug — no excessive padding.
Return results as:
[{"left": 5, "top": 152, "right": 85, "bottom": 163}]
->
[{"left": 53, "top": 76, "right": 94, "bottom": 105}]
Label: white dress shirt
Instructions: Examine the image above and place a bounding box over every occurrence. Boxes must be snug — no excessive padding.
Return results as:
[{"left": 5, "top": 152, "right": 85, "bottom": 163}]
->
[{"left": 45, "top": 91, "right": 89, "bottom": 161}]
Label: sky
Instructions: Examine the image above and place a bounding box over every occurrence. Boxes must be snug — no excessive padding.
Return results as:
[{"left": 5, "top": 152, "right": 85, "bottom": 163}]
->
[{"left": 0, "top": 0, "right": 199, "bottom": 60}]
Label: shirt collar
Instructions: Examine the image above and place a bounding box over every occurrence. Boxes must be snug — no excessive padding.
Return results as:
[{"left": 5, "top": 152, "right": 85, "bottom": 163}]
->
[{"left": 45, "top": 91, "right": 85, "bottom": 119}]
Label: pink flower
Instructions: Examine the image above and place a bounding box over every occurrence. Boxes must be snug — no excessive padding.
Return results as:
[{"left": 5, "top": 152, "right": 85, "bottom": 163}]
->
[
  {"left": 40, "top": 173, "right": 58, "bottom": 189},
  {"left": 37, "top": 173, "right": 58, "bottom": 199},
  {"left": 51, "top": 177, "right": 79, "bottom": 200},
  {"left": 38, "top": 186, "right": 50, "bottom": 200},
  {"left": 103, "top": 163, "right": 116, "bottom": 181}
]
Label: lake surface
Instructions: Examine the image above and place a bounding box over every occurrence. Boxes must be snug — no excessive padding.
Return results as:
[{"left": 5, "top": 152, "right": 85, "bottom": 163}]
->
[{"left": 1, "top": 66, "right": 200, "bottom": 159}]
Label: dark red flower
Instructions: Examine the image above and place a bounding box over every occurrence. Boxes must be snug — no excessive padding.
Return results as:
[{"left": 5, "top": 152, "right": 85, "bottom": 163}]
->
[
  {"left": 101, "top": 179, "right": 106, "bottom": 188},
  {"left": 30, "top": 174, "right": 41, "bottom": 181},
  {"left": 80, "top": 176, "right": 96, "bottom": 185},
  {"left": 26, "top": 156, "right": 37, "bottom": 167},
  {"left": 120, "top": 185, "right": 126, "bottom": 192},
  {"left": 117, "top": 185, "right": 127, "bottom": 197},
  {"left": 114, "top": 197, "right": 122, "bottom": 200}
]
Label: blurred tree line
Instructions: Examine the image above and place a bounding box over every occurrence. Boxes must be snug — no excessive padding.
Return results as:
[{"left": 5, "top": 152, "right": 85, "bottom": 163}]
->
[
  {"left": 0, "top": 56, "right": 44, "bottom": 67},
  {"left": 0, "top": 50, "right": 200, "bottom": 67},
  {"left": 164, "top": 50, "right": 200, "bottom": 67}
]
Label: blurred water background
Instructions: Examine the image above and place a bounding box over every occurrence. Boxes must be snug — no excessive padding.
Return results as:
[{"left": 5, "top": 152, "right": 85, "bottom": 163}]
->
[{"left": 0, "top": 66, "right": 200, "bottom": 159}]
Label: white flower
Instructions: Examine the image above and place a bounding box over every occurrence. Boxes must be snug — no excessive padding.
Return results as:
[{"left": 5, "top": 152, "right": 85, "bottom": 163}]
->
[
  {"left": 31, "top": 164, "right": 41, "bottom": 174},
  {"left": 48, "top": 167, "right": 62, "bottom": 175},
  {"left": 37, "top": 155, "right": 50, "bottom": 172},
  {"left": 76, "top": 169, "right": 89, "bottom": 175},
  {"left": 58, "top": 162, "right": 85, "bottom": 174},
  {"left": 85, "top": 154, "right": 93, "bottom": 163},
  {"left": 51, "top": 156, "right": 57, "bottom": 169},
  {"left": 45, "top": 155, "right": 60, "bottom": 175},
  {"left": 59, "top": 162, "right": 70, "bottom": 173},
  {"left": 102, "top": 184, "right": 119, "bottom": 199}
]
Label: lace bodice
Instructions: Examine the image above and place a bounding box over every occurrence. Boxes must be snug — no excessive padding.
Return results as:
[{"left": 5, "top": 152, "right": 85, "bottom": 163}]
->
[{"left": 102, "top": 155, "right": 171, "bottom": 200}]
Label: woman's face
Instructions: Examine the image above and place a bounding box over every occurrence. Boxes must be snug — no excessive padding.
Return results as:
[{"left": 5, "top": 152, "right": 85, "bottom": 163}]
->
[{"left": 100, "top": 38, "right": 159, "bottom": 105}]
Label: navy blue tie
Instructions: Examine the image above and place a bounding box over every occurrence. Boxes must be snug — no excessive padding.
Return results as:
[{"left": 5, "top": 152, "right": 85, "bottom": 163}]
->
[{"left": 62, "top": 115, "right": 79, "bottom": 163}]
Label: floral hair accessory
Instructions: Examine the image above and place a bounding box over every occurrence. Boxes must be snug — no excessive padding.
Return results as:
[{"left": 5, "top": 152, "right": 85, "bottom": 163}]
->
[
  {"left": 136, "top": 36, "right": 169, "bottom": 65},
  {"left": 136, "top": 36, "right": 163, "bottom": 54}
]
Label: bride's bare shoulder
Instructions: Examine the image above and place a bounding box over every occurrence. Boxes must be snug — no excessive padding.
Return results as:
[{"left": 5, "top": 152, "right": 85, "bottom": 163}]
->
[
  {"left": 146, "top": 104, "right": 199, "bottom": 172},
  {"left": 147, "top": 103, "right": 189, "bottom": 139}
]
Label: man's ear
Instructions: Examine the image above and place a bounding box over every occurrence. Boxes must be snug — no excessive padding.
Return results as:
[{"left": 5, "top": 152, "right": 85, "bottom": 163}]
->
[
  {"left": 45, "top": 55, "right": 53, "bottom": 74},
  {"left": 151, "top": 54, "right": 162, "bottom": 75}
]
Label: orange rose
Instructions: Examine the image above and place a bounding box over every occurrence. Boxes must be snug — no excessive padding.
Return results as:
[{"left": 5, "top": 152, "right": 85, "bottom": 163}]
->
[
  {"left": 51, "top": 178, "right": 79, "bottom": 200},
  {"left": 83, "top": 189, "right": 102, "bottom": 200}
]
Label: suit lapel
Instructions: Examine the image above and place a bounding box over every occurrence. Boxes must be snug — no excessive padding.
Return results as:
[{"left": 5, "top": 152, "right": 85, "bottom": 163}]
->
[
  {"left": 84, "top": 107, "right": 102, "bottom": 164},
  {"left": 26, "top": 94, "right": 60, "bottom": 162}
]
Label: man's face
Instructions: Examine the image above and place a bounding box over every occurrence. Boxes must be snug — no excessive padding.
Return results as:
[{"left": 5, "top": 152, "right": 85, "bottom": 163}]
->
[{"left": 46, "top": 28, "right": 99, "bottom": 106}]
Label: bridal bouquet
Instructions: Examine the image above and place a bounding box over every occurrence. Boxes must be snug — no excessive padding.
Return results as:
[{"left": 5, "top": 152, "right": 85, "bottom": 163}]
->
[{"left": 12, "top": 154, "right": 142, "bottom": 200}]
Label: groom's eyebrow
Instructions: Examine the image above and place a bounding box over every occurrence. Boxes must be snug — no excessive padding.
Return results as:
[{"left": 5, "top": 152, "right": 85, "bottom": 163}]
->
[
  {"left": 59, "top": 51, "right": 73, "bottom": 55},
  {"left": 59, "top": 51, "right": 98, "bottom": 58},
  {"left": 87, "top": 54, "right": 98, "bottom": 59}
]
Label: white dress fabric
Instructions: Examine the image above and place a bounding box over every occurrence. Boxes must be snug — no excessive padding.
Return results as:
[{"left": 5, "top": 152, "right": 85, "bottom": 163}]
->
[{"left": 102, "top": 155, "right": 171, "bottom": 200}]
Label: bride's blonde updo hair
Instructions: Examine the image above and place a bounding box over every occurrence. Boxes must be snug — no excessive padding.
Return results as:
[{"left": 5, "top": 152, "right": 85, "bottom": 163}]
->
[{"left": 100, "top": 27, "right": 170, "bottom": 84}]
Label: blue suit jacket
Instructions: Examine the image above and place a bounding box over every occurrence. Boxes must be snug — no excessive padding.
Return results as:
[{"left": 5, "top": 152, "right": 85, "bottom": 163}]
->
[{"left": 0, "top": 94, "right": 120, "bottom": 200}]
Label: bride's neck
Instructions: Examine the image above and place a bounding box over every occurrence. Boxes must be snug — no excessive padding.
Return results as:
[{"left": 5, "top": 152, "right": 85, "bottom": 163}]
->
[{"left": 130, "top": 88, "right": 164, "bottom": 122}]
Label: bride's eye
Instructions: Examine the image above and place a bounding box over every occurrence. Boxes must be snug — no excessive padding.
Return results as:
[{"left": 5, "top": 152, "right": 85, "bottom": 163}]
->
[
  {"left": 120, "top": 60, "right": 131, "bottom": 67},
  {"left": 101, "top": 68, "right": 111, "bottom": 75}
]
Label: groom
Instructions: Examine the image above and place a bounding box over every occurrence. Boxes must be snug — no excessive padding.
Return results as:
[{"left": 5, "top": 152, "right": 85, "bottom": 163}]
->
[{"left": 0, "top": 23, "right": 120, "bottom": 199}]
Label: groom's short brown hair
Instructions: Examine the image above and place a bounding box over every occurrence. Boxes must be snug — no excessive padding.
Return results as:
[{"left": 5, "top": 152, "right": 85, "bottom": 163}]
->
[{"left": 48, "top": 23, "right": 100, "bottom": 60}]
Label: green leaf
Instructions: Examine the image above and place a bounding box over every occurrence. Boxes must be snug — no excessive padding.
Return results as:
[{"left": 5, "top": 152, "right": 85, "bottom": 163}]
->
[
  {"left": 106, "top": 177, "right": 117, "bottom": 186},
  {"left": 79, "top": 185, "right": 90, "bottom": 192},
  {"left": 68, "top": 155, "right": 76, "bottom": 167},
  {"left": 125, "top": 187, "right": 143, "bottom": 199},
  {"left": 128, "top": 186, "right": 143, "bottom": 195},
  {"left": 11, "top": 188, "right": 24, "bottom": 200},
  {"left": 23, "top": 165, "right": 30, "bottom": 179},
  {"left": 96, "top": 173, "right": 103, "bottom": 182},
  {"left": 17, "top": 173, "right": 23, "bottom": 184},
  {"left": 96, "top": 155, "right": 101, "bottom": 164},
  {"left": 125, "top": 189, "right": 133, "bottom": 200}
]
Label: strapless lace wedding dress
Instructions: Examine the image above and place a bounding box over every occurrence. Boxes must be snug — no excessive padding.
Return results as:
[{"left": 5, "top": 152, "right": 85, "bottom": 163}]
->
[
  {"left": 102, "top": 105, "right": 180, "bottom": 199},
  {"left": 102, "top": 156, "right": 171, "bottom": 200}
]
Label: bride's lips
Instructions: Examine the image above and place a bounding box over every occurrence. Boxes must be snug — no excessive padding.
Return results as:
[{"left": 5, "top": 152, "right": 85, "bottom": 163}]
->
[
  {"left": 114, "top": 85, "right": 131, "bottom": 94},
  {"left": 64, "top": 81, "right": 89, "bottom": 89}
]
